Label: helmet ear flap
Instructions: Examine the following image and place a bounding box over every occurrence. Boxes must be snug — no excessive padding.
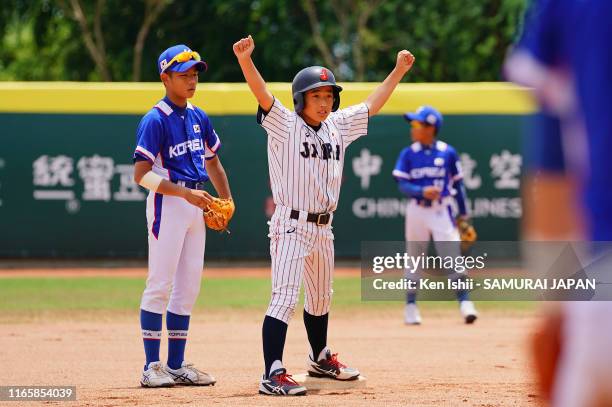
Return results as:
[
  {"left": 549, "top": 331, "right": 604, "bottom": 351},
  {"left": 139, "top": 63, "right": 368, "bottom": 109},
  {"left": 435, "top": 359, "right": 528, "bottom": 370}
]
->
[
  {"left": 332, "top": 88, "right": 340, "bottom": 112},
  {"left": 293, "top": 92, "right": 305, "bottom": 113}
]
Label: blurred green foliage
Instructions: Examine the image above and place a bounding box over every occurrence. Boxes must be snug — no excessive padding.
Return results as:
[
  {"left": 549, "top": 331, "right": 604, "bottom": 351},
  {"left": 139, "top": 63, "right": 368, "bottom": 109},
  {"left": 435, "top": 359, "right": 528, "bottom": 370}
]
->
[{"left": 0, "top": 0, "right": 527, "bottom": 82}]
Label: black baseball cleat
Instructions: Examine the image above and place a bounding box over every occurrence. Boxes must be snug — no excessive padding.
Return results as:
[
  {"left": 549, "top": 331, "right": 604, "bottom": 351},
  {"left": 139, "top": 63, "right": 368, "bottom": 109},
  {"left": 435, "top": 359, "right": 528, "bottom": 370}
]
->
[
  {"left": 259, "top": 368, "right": 307, "bottom": 396},
  {"left": 307, "top": 348, "right": 360, "bottom": 381}
]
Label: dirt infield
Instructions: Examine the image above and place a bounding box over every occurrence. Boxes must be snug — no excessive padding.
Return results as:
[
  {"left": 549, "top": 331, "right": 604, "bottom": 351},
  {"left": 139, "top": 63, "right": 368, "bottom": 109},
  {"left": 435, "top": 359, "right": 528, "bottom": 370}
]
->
[
  {"left": 1, "top": 309, "right": 540, "bottom": 407},
  {"left": 0, "top": 266, "right": 541, "bottom": 406}
]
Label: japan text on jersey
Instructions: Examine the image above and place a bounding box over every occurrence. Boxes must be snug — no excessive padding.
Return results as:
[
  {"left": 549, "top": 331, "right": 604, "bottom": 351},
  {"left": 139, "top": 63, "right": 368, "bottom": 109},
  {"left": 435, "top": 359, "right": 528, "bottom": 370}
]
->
[
  {"left": 133, "top": 97, "right": 221, "bottom": 183},
  {"left": 257, "top": 98, "right": 369, "bottom": 214},
  {"left": 392, "top": 141, "right": 463, "bottom": 197}
]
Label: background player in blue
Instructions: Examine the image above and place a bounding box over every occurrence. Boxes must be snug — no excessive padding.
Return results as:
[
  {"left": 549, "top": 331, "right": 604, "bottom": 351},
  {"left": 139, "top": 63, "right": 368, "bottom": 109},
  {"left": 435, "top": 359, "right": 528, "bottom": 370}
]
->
[
  {"left": 393, "top": 106, "right": 478, "bottom": 325},
  {"left": 132, "top": 44, "right": 232, "bottom": 388},
  {"left": 506, "top": 1, "right": 612, "bottom": 405}
]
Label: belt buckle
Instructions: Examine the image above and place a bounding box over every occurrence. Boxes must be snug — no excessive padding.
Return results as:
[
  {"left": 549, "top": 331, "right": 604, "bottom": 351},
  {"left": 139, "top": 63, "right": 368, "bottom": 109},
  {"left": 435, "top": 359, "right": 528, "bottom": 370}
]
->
[{"left": 316, "top": 213, "right": 328, "bottom": 226}]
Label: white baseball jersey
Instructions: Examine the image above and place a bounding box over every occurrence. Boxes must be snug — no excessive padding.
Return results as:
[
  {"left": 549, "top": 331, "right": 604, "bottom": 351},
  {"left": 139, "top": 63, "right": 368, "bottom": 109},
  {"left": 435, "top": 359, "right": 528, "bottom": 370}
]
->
[
  {"left": 258, "top": 98, "right": 369, "bottom": 214},
  {"left": 258, "top": 98, "right": 369, "bottom": 323}
]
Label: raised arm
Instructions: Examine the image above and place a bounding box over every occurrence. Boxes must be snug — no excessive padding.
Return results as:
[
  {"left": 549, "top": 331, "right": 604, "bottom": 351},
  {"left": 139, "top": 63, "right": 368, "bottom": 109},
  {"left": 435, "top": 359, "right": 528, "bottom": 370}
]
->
[
  {"left": 365, "top": 50, "right": 415, "bottom": 117},
  {"left": 233, "top": 35, "right": 274, "bottom": 112}
]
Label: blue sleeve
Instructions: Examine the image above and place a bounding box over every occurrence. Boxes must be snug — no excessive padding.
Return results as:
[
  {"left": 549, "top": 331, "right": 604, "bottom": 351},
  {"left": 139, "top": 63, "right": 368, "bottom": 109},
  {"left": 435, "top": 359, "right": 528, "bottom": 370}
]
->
[
  {"left": 133, "top": 112, "right": 163, "bottom": 163},
  {"left": 447, "top": 146, "right": 467, "bottom": 215},
  {"left": 447, "top": 146, "right": 462, "bottom": 180},
  {"left": 392, "top": 148, "right": 412, "bottom": 181},
  {"left": 393, "top": 149, "right": 422, "bottom": 198},
  {"left": 518, "top": 0, "right": 565, "bottom": 67},
  {"left": 201, "top": 113, "right": 221, "bottom": 160},
  {"left": 397, "top": 179, "right": 423, "bottom": 199},
  {"left": 453, "top": 178, "right": 468, "bottom": 216},
  {"left": 525, "top": 111, "right": 565, "bottom": 172}
]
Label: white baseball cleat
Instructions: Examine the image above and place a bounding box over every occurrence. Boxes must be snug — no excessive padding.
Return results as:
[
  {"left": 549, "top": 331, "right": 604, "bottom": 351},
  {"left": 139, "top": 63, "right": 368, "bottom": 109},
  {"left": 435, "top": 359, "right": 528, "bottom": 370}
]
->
[
  {"left": 259, "top": 368, "right": 307, "bottom": 396},
  {"left": 460, "top": 300, "right": 478, "bottom": 324},
  {"left": 165, "top": 361, "right": 216, "bottom": 386},
  {"left": 404, "top": 303, "right": 422, "bottom": 325},
  {"left": 141, "top": 361, "right": 175, "bottom": 388},
  {"left": 307, "top": 347, "right": 360, "bottom": 381}
]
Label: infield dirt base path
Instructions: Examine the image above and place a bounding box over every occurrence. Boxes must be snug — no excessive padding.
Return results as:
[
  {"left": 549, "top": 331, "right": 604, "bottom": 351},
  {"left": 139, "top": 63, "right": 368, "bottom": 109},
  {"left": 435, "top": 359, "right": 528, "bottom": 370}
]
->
[{"left": 1, "top": 308, "right": 540, "bottom": 407}]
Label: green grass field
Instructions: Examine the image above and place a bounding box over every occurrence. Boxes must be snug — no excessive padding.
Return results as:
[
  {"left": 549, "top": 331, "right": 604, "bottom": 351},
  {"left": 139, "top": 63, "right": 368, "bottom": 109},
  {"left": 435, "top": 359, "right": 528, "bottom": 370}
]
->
[{"left": 0, "top": 276, "right": 535, "bottom": 321}]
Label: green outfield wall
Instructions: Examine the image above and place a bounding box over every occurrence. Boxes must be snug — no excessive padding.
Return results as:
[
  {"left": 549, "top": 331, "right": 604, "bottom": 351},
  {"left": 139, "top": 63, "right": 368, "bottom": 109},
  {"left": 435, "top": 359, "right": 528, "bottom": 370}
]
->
[{"left": 0, "top": 83, "right": 535, "bottom": 258}]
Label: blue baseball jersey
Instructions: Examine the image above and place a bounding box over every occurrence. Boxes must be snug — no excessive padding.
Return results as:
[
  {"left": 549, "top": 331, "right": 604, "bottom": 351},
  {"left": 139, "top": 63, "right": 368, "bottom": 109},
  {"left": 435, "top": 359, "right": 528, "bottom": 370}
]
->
[
  {"left": 392, "top": 141, "right": 463, "bottom": 198},
  {"left": 133, "top": 97, "right": 221, "bottom": 183},
  {"left": 507, "top": 0, "right": 612, "bottom": 239}
]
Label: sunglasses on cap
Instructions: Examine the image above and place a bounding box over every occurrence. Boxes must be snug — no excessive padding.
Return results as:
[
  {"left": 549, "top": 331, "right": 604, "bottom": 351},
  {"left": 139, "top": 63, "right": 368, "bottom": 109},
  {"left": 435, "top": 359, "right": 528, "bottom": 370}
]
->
[
  {"left": 161, "top": 51, "right": 201, "bottom": 73},
  {"left": 410, "top": 121, "right": 432, "bottom": 129}
]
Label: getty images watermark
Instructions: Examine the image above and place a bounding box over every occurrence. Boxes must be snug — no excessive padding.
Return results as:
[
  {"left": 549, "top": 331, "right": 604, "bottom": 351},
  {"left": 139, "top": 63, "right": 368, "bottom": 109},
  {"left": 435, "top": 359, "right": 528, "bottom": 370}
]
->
[
  {"left": 373, "top": 252, "right": 487, "bottom": 274},
  {"left": 361, "top": 241, "right": 611, "bottom": 301}
]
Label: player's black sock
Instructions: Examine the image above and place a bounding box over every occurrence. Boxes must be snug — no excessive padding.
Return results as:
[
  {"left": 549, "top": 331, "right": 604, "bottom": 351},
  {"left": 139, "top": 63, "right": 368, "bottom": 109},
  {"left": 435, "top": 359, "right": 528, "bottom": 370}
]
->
[
  {"left": 262, "top": 315, "right": 288, "bottom": 377},
  {"left": 303, "top": 310, "right": 328, "bottom": 361}
]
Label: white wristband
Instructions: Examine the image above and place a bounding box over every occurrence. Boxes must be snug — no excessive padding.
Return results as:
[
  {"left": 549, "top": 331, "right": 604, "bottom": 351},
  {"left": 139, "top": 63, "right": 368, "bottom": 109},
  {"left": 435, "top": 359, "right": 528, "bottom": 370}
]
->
[{"left": 139, "top": 171, "right": 164, "bottom": 192}]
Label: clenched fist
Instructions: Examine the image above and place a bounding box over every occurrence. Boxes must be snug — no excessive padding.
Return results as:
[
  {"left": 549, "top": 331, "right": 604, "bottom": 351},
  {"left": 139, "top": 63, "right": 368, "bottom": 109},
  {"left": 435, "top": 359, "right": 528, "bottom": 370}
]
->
[
  {"left": 396, "top": 50, "right": 415, "bottom": 74},
  {"left": 233, "top": 35, "right": 255, "bottom": 61}
]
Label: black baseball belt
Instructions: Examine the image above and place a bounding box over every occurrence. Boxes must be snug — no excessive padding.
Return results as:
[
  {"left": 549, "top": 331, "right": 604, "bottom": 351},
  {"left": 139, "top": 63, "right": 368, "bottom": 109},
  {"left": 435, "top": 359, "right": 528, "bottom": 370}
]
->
[
  {"left": 289, "top": 210, "right": 331, "bottom": 226},
  {"left": 412, "top": 198, "right": 443, "bottom": 207},
  {"left": 175, "top": 180, "right": 207, "bottom": 190}
]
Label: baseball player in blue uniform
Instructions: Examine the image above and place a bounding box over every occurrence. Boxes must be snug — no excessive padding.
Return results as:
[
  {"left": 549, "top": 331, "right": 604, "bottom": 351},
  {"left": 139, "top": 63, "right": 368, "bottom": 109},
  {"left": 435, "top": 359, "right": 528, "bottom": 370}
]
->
[
  {"left": 506, "top": 1, "right": 612, "bottom": 405},
  {"left": 392, "top": 106, "right": 478, "bottom": 325},
  {"left": 233, "top": 34, "right": 415, "bottom": 396},
  {"left": 133, "top": 44, "right": 232, "bottom": 387}
]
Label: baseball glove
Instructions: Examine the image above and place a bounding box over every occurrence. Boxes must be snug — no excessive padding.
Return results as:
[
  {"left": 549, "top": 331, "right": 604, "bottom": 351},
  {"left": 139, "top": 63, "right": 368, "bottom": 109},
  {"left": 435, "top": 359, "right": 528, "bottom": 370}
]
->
[
  {"left": 204, "top": 197, "right": 235, "bottom": 233},
  {"left": 457, "top": 217, "right": 477, "bottom": 253}
]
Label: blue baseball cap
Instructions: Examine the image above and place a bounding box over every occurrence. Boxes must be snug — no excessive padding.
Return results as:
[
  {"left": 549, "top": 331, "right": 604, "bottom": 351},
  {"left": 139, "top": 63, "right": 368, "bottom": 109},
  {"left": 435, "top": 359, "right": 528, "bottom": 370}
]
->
[
  {"left": 404, "top": 105, "right": 443, "bottom": 131},
  {"left": 158, "top": 44, "right": 207, "bottom": 75}
]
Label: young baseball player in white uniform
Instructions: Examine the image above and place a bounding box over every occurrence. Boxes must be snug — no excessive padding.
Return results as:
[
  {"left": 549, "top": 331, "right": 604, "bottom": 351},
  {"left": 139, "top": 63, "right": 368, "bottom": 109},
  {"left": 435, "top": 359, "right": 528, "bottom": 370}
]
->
[
  {"left": 393, "top": 106, "right": 478, "bottom": 325},
  {"left": 233, "top": 34, "right": 415, "bottom": 396},
  {"left": 133, "top": 44, "right": 232, "bottom": 388}
]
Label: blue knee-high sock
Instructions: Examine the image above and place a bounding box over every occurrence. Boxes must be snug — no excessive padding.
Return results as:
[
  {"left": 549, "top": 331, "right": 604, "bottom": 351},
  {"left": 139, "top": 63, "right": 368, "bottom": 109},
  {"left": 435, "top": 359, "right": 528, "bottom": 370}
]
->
[
  {"left": 166, "top": 311, "right": 190, "bottom": 370},
  {"left": 455, "top": 275, "right": 469, "bottom": 302},
  {"left": 141, "top": 309, "right": 163, "bottom": 369},
  {"left": 406, "top": 291, "right": 417, "bottom": 304},
  {"left": 262, "top": 315, "right": 288, "bottom": 377},
  {"left": 457, "top": 289, "right": 469, "bottom": 302}
]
